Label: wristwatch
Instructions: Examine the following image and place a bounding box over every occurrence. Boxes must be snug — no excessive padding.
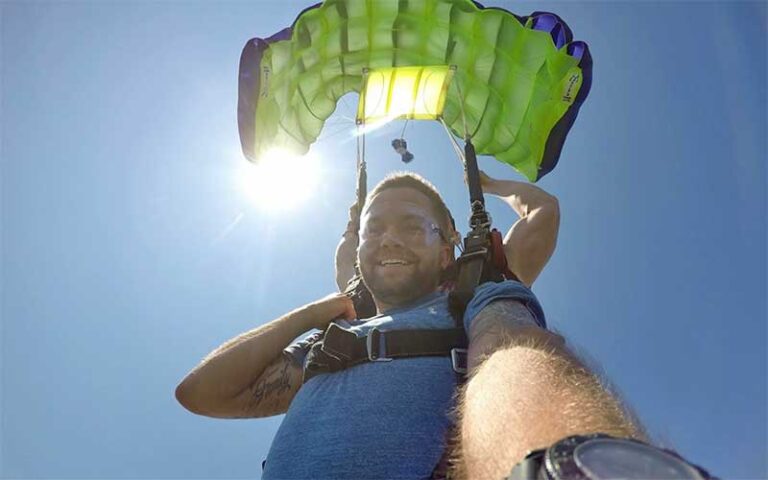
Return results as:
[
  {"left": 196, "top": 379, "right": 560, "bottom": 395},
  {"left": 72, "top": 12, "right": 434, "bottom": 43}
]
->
[{"left": 506, "top": 434, "right": 717, "bottom": 480}]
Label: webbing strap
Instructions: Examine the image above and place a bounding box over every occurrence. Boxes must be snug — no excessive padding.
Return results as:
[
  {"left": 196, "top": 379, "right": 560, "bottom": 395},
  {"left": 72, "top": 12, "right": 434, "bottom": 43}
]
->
[
  {"left": 303, "top": 324, "right": 468, "bottom": 382},
  {"left": 449, "top": 138, "right": 493, "bottom": 328},
  {"left": 449, "top": 230, "right": 489, "bottom": 322},
  {"left": 464, "top": 140, "right": 485, "bottom": 208}
]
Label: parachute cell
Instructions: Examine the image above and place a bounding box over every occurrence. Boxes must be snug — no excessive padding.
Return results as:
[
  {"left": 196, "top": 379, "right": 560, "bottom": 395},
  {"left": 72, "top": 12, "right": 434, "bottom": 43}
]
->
[
  {"left": 238, "top": 0, "right": 592, "bottom": 181},
  {"left": 357, "top": 66, "right": 454, "bottom": 123}
]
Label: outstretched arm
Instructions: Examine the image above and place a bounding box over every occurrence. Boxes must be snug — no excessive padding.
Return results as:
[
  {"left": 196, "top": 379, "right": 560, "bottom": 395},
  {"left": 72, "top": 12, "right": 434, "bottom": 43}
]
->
[
  {"left": 175, "top": 293, "right": 355, "bottom": 418},
  {"left": 456, "top": 301, "right": 645, "bottom": 479},
  {"left": 480, "top": 172, "right": 560, "bottom": 287}
]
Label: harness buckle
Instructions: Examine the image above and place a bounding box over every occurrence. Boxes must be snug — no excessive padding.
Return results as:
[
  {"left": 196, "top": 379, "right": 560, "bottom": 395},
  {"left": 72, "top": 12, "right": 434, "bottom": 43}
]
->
[
  {"left": 451, "top": 348, "right": 468, "bottom": 374},
  {"left": 321, "top": 323, "right": 356, "bottom": 362},
  {"left": 366, "top": 327, "right": 393, "bottom": 362}
]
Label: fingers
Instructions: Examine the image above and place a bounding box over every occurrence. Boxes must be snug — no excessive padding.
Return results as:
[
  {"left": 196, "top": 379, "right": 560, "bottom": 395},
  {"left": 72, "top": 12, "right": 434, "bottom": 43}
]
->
[
  {"left": 310, "top": 293, "right": 359, "bottom": 326},
  {"left": 344, "top": 298, "right": 357, "bottom": 320}
]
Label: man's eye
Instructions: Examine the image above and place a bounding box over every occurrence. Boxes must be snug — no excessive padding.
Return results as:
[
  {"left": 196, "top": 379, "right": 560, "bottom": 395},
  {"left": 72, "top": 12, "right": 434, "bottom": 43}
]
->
[{"left": 403, "top": 223, "right": 423, "bottom": 234}]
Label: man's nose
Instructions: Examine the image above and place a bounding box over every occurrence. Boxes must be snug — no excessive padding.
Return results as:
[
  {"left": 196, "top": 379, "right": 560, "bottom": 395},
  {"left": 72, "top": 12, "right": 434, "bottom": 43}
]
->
[{"left": 378, "top": 228, "right": 405, "bottom": 247}]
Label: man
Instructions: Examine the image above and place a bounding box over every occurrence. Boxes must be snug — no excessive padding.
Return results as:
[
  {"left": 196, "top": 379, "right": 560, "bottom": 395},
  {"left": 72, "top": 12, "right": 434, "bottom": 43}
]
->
[{"left": 176, "top": 172, "right": 643, "bottom": 479}]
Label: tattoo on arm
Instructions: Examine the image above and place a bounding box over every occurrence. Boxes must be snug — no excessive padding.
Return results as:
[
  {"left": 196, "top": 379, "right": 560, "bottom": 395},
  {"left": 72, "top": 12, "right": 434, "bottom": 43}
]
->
[{"left": 246, "top": 357, "right": 295, "bottom": 414}]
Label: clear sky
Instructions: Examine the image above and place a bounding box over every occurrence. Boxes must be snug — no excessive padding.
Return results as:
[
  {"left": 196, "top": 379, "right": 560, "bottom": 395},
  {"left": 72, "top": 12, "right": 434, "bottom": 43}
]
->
[{"left": 1, "top": 1, "right": 765, "bottom": 479}]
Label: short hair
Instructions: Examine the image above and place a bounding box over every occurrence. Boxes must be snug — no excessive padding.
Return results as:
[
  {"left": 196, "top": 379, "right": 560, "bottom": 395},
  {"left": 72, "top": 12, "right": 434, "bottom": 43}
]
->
[{"left": 365, "top": 172, "right": 457, "bottom": 244}]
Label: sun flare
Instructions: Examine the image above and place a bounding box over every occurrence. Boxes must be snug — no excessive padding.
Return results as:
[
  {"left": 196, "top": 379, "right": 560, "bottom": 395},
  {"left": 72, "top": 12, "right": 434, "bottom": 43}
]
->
[{"left": 238, "top": 149, "right": 322, "bottom": 212}]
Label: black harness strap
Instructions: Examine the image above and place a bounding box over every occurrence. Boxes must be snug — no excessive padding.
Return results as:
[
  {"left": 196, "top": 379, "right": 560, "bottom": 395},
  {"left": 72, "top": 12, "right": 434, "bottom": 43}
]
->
[
  {"left": 303, "top": 323, "right": 468, "bottom": 383},
  {"left": 449, "top": 227, "right": 490, "bottom": 320},
  {"left": 449, "top": 139, "right": 500, "bottom": 326}
]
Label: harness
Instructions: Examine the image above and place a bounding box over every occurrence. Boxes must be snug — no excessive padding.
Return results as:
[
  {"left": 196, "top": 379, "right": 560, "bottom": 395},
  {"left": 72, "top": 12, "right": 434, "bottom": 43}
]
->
[
  {"left": 303, "top": 140, "right": 516, "bottom": 383},
  {"left": 304, "top": 324, "right": 470, "bottom": 382}
]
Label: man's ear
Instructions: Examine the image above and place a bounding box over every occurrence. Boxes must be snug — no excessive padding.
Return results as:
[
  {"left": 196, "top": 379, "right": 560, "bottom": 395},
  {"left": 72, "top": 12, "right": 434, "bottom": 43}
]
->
[{"left": 440, "top": 243, "right": 455, "bottom": 269}]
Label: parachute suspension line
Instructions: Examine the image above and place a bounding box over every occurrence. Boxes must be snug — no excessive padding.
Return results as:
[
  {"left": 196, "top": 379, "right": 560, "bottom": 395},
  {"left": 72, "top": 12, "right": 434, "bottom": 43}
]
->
[
  {"left": 355, "top": 123, "right": 368, "bottom": 218},
  {"left": 449, "top": 72, "right": 486, "bottom": 227},
  {"left": 355, "top": 124, "right": 362, "bottom": 171},
  {"left": 452, "top": 76, "right": 470, "bottom": 141},
  {"left": 356, "top": 67, "right": 369, "bottom": 211},
  {"left": 318, "top": 122, "right": 356, "bottom": 143},
  {"left": 439, "top": 117, "right": 466, "bottom": 168},
  {"left": 362, "top": 126, "right": 366, "bottom": 174},
  {"left": 399, "top": 118, "right": 410, "bottom": 139}
]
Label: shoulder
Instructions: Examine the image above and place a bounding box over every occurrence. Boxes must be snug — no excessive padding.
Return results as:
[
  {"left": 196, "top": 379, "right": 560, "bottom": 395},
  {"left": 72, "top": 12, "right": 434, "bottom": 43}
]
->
[
  {"left": 465, "top": 291, "right": 560, "bottom": 368},
  {"left": 462, "top": 280, "right": 546, "bottom": 333},
  {"left": 468, "top": 300, "right": 540, "bottom": 343}
]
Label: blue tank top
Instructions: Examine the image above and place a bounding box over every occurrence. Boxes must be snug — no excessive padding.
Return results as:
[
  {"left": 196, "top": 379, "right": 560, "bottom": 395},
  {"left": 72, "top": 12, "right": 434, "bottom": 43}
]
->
[{"left": 262, "top": 281, "right": 545, "bottom": 479}]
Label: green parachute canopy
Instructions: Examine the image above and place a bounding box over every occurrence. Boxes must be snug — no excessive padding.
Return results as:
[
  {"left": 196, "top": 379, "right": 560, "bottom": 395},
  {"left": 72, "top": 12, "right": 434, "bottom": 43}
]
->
[{"left": 238, "top": 0, "right": 592, "bottom": 181}]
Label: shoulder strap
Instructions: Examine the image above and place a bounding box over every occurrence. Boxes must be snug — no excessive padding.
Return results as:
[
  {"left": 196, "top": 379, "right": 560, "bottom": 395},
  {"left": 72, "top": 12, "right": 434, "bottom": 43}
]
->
[
  {"left": 344, "top": 269, "right": 377, "bottom": 319},
  {"left": 449, "top": 139, "right": 517, "bottom": 328},
  {"left": 303, "top": 323, "right": 468, "bottom": 383}
]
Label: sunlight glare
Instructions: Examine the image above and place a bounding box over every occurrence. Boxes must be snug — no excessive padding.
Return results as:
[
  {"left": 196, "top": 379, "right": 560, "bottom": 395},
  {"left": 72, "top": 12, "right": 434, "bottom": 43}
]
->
[{"left": 238, "top": 149, "right": 322, "bottom": 212}]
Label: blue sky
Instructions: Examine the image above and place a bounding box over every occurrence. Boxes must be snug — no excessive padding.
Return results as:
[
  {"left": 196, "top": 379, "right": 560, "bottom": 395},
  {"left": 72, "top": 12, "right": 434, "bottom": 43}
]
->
[{"left": 1, "top": 1, "right": 765, "bottom": 479}]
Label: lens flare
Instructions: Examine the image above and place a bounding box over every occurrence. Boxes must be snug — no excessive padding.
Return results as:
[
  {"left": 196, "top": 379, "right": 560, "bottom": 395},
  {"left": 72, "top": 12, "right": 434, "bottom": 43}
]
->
[{"left": 238, "top": 149, "right": 321, "bottom": 212}]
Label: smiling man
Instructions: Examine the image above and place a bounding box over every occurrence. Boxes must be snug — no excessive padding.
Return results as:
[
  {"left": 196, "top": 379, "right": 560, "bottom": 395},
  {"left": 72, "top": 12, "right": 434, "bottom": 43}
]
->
[
  {"left": 175, "top": 172, "right": 644, "bottom": 479},
  {"left": 356, "top": 182, "right": 454, "bottom": 310}
]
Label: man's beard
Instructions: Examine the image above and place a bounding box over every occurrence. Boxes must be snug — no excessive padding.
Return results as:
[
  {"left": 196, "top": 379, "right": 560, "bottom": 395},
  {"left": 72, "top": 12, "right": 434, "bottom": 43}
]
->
[{"left": 360, "top": 259, "right": 440, "bottom": 308}]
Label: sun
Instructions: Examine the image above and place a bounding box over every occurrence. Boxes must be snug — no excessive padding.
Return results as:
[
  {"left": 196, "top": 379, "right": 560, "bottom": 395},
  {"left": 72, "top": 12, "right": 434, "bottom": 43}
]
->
[{"left": 237, "top": 149, "right": 322, "bottom": 212}]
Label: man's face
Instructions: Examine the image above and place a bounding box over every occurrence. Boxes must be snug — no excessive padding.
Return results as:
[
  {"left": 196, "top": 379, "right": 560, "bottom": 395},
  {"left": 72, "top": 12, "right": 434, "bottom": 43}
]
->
[{"left": 358, "top": 187, "right": 451, "bottom": 309}]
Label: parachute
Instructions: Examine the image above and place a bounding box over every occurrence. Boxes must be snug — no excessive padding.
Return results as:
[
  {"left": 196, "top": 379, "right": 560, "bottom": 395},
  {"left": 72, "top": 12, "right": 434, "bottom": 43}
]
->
[{"left": 238, "top": 0, "right": 592, "bottom": 182}]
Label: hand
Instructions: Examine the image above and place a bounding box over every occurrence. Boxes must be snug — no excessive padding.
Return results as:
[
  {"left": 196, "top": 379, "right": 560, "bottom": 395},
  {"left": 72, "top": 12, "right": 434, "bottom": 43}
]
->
[
  {"left": 479, "top": 170, "right": 504, "bottom": 196},
  {"left": 344, "top": 202, "right": 360, "bottom": 237},
  {"left": 337, "top": 201, "right": 361, "bottom": 290},
  {"left": 464, "top": 169, "right": 499, "bottom": 194},
  {"left": 306, "top": 293, "right": 357, "bottom": 329},
  {"left": 348, "top": 202, "right": 360, "bottom": 221}
]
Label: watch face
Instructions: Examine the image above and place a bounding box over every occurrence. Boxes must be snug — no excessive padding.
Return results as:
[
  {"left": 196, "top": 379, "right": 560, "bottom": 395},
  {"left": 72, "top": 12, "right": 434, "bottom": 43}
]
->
[{"left": 573, "top": 438, "right": 705, "bottom": 480}]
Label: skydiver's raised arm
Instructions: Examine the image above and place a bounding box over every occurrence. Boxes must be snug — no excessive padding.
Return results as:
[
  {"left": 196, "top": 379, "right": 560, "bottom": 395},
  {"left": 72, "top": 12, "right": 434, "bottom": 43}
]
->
[
  {"left": 335, "top": 203, "right": 360, "bottom": 291},
  {"left": 480, "top": 171, "right": 560, "bottom": 287},
  {"left": 175, "top": 293, "right": 355, "bottom": 418}
]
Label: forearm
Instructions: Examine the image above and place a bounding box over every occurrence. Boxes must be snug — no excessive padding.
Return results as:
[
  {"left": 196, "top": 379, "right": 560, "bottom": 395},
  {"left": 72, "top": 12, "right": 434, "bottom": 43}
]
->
[
  {"left": 483, "top": 178, "right": 558, "bottom": 217},
  {"left": 458, "top": 340, "right": 644, "bottom": 479},
  {"left": 176, "top": 305, "right": 316, "bottom": 410},
  {"left": 335, "top": 232, "right": 358, "bottom": 290},
  {"left": 483, "top": 177, "right": 559, "bottom": 286}
]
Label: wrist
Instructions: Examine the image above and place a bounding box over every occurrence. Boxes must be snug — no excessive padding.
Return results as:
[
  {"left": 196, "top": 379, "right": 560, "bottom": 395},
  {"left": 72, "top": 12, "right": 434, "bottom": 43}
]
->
[
  {"left": 291, "top": 304, "right": 325, "bottom": 331},
  {"left": 482, "top": 178, "right": 503, "bottom": 196}
]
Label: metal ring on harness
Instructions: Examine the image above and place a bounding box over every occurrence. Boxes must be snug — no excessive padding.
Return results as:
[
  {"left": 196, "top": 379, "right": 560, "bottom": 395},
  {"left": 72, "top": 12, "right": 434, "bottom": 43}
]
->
[{"left": 367, "top": 327, "right": 393, "bottom": 362}]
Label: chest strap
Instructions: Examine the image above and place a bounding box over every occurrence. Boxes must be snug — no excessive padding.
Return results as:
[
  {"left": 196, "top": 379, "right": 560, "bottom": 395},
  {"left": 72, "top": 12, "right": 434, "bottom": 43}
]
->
[{"left": 303, "top": 323, "right": 468, "bottom": 383}]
